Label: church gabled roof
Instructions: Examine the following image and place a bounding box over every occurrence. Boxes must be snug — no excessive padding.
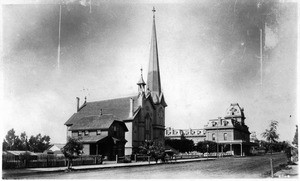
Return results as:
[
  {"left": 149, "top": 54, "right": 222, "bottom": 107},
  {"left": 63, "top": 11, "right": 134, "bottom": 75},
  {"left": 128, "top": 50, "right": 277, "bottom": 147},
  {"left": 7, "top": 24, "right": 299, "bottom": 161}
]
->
[
  {"left": 65, "top": 96, "right": 139, "bottom": 126},
  {"left": 159, "top": 93, "right": 167, "bottom": 107},
  {"left": 69, "top": 115, "right": 128, "bottom": 131},
  {"left": 145, "top": 92, "right": 157, "bottom": 110}
]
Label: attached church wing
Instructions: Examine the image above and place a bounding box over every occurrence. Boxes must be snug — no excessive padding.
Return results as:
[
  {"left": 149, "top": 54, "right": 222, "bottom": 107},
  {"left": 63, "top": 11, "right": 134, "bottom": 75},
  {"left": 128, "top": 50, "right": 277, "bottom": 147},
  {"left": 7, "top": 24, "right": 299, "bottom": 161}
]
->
[{"left": 65, "top": 96, "right": 139, "bottom": 126}]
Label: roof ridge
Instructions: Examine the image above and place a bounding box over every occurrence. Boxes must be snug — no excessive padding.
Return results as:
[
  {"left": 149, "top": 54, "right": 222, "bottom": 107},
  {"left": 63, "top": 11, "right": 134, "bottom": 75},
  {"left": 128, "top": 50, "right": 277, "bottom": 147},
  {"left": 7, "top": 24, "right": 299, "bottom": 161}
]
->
[
  {"left": 79, "top": 114, "right": 121, "bottom": 120},
  {"left": 87, "top": 94, "right": 138, "bottom": 103}
]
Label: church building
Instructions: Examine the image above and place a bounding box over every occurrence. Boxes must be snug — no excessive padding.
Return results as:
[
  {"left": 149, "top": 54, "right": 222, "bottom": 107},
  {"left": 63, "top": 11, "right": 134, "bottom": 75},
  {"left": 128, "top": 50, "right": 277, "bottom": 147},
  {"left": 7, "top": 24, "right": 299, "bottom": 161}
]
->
[{"left": 64, "top": 8, "right": 167, "bottom": 158}]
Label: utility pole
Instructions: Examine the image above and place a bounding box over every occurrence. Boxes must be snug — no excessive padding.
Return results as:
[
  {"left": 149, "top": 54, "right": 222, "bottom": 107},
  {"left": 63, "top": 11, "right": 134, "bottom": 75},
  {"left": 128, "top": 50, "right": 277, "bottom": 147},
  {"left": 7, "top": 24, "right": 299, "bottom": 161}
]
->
[
  {"left": 57, "top": 4, "right": 62, "bottom": 70},
  {"left": 217, "top": 123, "right": 219, "bottom": 158},
  {"left": 260, "top": 28, "right": 263, "bottom": 90}
]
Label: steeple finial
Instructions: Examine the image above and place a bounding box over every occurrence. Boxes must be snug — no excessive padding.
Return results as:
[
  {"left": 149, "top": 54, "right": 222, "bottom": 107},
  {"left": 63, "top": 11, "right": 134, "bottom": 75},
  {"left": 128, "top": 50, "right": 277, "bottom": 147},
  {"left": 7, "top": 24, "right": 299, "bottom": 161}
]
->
[{"left": 152, "top": 7, "right": 156, "bottom": 18}]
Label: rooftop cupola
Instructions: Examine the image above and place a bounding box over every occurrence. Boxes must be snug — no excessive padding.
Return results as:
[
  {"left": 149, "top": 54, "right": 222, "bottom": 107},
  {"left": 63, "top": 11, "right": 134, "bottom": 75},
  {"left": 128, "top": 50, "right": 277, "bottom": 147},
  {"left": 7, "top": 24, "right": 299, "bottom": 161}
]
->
[{"left": 137, "top": 68, "right": 146, "bottom": 93}]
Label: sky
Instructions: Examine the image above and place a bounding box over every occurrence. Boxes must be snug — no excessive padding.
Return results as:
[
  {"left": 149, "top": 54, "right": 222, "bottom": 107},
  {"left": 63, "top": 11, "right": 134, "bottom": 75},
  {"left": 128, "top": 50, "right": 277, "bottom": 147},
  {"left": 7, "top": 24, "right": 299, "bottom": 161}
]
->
[{"left": 1, "top": 0, "right": 298, "bottom": 144}]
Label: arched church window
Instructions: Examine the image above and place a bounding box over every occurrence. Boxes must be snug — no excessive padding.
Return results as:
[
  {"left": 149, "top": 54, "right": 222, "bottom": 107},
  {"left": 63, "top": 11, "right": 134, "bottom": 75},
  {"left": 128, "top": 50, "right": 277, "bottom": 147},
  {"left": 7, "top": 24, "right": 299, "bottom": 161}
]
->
[{"left": 145, "top": 114, "right": 152, "bottom": 140}]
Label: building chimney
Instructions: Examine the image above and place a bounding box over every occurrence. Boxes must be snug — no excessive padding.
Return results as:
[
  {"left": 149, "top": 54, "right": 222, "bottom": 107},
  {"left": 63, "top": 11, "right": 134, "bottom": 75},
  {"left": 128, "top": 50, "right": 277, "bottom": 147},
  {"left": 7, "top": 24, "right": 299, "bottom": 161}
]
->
[
  {"left": 76, "top": 97, "right": 80, "bottom": 112},
  {"left": 218, "top": 117, "right": 222, "bottom": 125},
  {"left": 129, "top": 98, "right": 134, "bottom": 117}
]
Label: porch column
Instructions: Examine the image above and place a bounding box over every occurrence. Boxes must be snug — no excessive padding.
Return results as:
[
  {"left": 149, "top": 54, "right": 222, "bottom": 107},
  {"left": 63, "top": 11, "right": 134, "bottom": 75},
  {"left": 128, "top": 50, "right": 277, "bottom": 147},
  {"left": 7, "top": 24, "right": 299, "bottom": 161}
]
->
[
  {"left": 96, "top": 144, "right": 99, "bottom": 155},
  {"left": 240, "top": 143, "right": 243, "bottom": 156},
  {"left": 230, "top": 144, "right": 232, "bottom": 155},
  {"left": 221, "top": 145, "right": 223, "bottom": 157}
]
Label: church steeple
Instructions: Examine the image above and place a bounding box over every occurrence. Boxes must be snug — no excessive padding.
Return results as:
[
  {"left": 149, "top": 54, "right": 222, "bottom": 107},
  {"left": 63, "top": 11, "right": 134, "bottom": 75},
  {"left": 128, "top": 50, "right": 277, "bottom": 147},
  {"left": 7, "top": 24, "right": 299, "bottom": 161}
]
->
[{"left": 147, "top": 7, "right": 162, "bottom": 103}]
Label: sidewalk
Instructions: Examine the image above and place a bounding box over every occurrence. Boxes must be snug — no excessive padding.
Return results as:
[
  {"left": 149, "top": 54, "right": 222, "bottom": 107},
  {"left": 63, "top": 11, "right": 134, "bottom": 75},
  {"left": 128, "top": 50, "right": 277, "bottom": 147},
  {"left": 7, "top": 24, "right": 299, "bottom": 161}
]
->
[
  {"left": 2, "top": 157, "right": 215, "bottom": 178},
  {"left": 274, "top": 162, "right": 298, "bottom": 178}
]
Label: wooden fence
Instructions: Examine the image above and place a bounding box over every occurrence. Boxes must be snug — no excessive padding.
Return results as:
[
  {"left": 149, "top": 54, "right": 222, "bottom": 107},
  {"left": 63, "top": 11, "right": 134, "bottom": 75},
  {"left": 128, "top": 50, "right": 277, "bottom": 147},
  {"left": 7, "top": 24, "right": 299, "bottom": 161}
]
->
[
  {"left": 116, "top": 152, "right": 231, "bottom": 164},
  {"left": 2, "top": 154, "right": 103, "bottom": 169}
]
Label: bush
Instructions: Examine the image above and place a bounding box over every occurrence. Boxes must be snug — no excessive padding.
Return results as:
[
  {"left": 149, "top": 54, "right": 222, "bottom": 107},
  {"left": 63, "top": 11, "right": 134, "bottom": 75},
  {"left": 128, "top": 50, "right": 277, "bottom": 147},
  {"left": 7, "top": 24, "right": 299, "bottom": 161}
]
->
[
  {"left": 196, "top": 141, "right": 217, "bottom": 153},
  {"left": 165, "top": 139, "right": 195, "bottom": 153}
]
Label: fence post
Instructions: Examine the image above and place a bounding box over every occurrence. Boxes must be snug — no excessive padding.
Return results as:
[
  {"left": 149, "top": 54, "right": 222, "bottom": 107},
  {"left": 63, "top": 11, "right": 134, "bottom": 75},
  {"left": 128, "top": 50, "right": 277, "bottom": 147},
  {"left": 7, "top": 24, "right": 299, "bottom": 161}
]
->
[
  {"left": 116, "top": 155, "right": 118, "bottom": 163},
  {"left": 47, "top": 155, "right": 49, "bottom": 167},
  {"left": 270, "top": 158, "right": 274, "bottom": 178},
  {"left": 148, "top": 156, "right": 150, "bottom": 164},
  {"left": 135, "top": 154, "right": 137, "bottom": 162}
]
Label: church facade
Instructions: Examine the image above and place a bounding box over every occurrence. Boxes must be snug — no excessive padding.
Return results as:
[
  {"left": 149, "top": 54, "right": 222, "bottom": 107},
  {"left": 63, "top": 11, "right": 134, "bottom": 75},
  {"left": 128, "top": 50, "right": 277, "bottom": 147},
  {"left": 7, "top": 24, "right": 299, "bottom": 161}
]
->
[{"left": 64, "top": 8, "right": 167, "bottom": 158}]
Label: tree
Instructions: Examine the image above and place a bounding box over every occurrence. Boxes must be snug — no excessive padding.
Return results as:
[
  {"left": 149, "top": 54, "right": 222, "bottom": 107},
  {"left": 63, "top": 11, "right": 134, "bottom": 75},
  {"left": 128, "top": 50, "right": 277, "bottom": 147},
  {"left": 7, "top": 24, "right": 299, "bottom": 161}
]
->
[
  {"left": 28, "top": 133, "right": 51, "bottom": 152},
  {"left": 261, "top": 120, "right": 279, "bottom": 154},
  {"left": 2, "top": 139, "right": 9, "bottom": 151},
  {"left": 292, "top": 125, "right": 298, "bottom": 147},
  {"left": 139, "top": 140, "right": 165, "bottom": 163},
  {"left": 61, "top": 137, "right": 83, "bottom": 169},
  {"left": 5, "top": 129, "right": 17, "bottom": 150},
  {"left": 2, "top": 129, "right": 50, "bottom": 152}
]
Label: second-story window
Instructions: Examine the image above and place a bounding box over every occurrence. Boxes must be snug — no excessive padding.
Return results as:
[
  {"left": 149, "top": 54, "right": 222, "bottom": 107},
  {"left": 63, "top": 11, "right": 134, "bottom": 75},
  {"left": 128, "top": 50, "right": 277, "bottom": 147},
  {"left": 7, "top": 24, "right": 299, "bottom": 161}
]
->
[
  {"left": 85, "top": 130, "right": 89, "bottom": 136},
  {"left": 224, "top": 133, "right": 228, "bottom": 140},
  {"left": 113, "top": 126, "right": 117, "bottom": 137},
  {"left": 78, "top": 131, "right": 82, "bottom": 136},
  {"left": 97, "top": 130, "right": 101, "bottom": 135},
  {"left": 212, "top": 133, "right": 216, "bottom": 141}
]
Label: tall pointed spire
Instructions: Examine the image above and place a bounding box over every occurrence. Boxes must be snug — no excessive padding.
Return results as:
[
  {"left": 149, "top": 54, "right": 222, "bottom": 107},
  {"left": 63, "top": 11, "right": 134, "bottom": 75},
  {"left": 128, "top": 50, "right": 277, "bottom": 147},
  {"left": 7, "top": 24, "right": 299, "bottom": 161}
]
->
[{"left": 147, "top": 7, "right": 161, "bottom": 103}]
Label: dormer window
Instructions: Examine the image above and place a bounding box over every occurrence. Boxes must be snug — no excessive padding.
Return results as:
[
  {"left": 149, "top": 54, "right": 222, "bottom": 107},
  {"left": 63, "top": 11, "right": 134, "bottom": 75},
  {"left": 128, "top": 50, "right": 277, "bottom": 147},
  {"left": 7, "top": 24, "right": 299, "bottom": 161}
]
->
[
  {"left": 212, "top": 122, "right": 218, "bottom": 127},
  {"left": 97, "top": 130, "right": 101, "bottom": 135},
  {"left": 224, "top": 121, "right": 228, "bottom": 126},
  {"left": 85, "top": 130, "right": 89, "bottom": 135}
]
